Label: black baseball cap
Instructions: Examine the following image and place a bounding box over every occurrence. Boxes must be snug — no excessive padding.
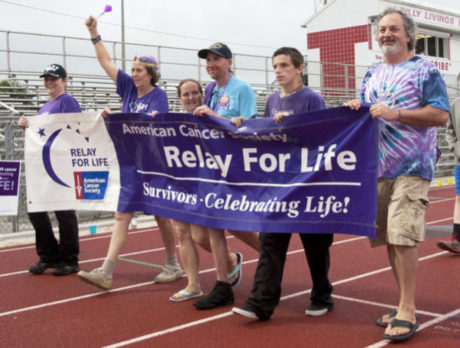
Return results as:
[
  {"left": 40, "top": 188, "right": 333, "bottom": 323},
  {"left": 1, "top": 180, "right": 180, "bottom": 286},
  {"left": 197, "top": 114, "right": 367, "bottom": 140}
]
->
[
  {"left": 39, "top": 64, "right": 67, "bottom": 78},
  {"left": 198, "top": 42, "right": 232, "bottom": 59}
]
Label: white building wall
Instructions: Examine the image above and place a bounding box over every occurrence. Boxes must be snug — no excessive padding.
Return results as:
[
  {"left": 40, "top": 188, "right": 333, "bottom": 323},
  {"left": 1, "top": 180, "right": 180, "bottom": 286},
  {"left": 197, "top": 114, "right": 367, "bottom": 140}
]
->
[
  {"left": 304, "top": 0, "right": 377, "bottom": 32},
  {"left": 354, "top": 42, "right": 375, "bottom": 89},
  {"left": 306, "top": 48, "right": 322, "bottom": 90}
]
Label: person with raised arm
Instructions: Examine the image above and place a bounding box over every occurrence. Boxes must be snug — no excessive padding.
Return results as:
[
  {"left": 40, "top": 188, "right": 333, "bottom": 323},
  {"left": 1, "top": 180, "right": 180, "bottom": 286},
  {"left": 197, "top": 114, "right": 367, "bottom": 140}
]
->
[{"left": 77, "top": 16, "right": 182, "bottom": 290}]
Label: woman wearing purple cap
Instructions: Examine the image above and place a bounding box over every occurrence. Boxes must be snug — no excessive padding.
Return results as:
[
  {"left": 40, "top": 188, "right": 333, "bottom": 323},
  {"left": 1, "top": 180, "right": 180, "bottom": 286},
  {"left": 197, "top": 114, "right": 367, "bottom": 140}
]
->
[
  {"left": 77, "top": 16, "right": 182, "bottom": 290},
  {"left": 18, "top": 64, "right": 80, "bottom": 277}
]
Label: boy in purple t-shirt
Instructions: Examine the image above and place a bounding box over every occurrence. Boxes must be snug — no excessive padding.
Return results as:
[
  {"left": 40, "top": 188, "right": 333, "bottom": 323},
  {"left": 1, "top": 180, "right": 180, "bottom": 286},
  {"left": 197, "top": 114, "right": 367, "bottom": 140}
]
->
[
  {"left": 232, "top": 47, "right": 333, "bottom": 321},
  {"left": 18, "top": 64, "right": 80, "bottom": 276}
]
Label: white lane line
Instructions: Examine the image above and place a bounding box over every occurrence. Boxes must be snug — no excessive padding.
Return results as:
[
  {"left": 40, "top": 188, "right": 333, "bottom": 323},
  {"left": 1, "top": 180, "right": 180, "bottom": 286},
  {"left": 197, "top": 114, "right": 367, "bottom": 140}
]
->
[
  {"left": 0, "top": 228, "right": 158, "bottom": 254},
  {"left": 103, "top": 312, "right": 234, "bottom": 348},
  {"left": 0, "top": 246, "right": 168, "bottom": 278},
  {"left": 0, "top": 237, "right": 448, "bottom": 337},
  {"left": 365, "top": 308, "right": 460, "bottom": 348},
  {"left": 0, "top": 237, "right": 450, "bottom": 346},
  {"left": 0, "top": 280, "right": 155, "bottom": 318},
  {"left": 267, "top": 251, "right": 448, "bottom": 303},
  {"left": 426, "top": 217, "right": 453, "bottom": 225},
  {"left": 429, "top": 197, "right": 455, "bottom": 204},
  {"left": 101, "top": 250, "right": 450, "bottom": 348},
  {"left": 0, "top": 235, "right": 364, "bottom": 279},
  {"left": 0, "top": 236, "right": 370, "bottom": 316},
  {"left": 332, "top": 294, "right": 441, "bottom": 318}
]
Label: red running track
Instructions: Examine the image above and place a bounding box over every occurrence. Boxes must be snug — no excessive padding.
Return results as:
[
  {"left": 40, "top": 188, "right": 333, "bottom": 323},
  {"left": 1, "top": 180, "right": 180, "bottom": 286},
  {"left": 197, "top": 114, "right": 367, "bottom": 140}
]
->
[{"left": 0, "top": 185, "right": 459, "bottom": 347}]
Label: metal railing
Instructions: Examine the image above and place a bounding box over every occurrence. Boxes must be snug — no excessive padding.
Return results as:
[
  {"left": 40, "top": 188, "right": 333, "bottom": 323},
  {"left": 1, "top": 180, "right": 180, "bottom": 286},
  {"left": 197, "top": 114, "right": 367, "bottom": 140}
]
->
[
  {"left": 2, "top": 29, "right": 460, "bottom": 95},
  {"left": 0, "top": 30, "right": 275, "bottom": 86}
]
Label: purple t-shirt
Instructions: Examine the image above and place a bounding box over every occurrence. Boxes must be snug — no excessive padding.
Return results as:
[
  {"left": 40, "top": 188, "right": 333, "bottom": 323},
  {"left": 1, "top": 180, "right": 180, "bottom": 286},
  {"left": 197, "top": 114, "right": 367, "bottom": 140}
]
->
[
  {"left": 37, "top": 93, "right": 81, "bottom": 115},
  {"left": 116, "top": 69, "right": 168, "bottom": 113},
  {"left": 263, "top": 87, "right": 325, "bottom": 117}
]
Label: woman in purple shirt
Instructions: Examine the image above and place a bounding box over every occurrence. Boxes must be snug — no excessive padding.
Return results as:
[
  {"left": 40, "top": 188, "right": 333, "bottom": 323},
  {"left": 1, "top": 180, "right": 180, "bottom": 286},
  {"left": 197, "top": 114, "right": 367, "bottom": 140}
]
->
[
  {"left": 77, "top": 16, "right": 182, "bottom": 290},
  {"left": 18, "top": 64, "right": 80, "bottom": 276}
]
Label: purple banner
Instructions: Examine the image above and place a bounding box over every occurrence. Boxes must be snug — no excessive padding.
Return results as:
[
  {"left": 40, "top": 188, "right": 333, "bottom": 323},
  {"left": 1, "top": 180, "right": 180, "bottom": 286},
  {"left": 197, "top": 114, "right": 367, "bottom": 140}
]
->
[
  {"left": 0, "top": 161, "right": 20, "bottom": 196},
  {"left": 105, "top": 106, "right": 377, "bottom": 237}
]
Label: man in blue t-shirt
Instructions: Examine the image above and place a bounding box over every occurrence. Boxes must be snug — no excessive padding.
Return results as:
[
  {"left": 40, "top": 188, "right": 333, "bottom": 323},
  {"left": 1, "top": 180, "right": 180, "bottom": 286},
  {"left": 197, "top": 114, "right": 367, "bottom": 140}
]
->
[
  {"left": 192, "top": 43, "right": 259, "bottom": 310},
  {"left": 193, "top": 42, "right": 258, "bottom": 127}
]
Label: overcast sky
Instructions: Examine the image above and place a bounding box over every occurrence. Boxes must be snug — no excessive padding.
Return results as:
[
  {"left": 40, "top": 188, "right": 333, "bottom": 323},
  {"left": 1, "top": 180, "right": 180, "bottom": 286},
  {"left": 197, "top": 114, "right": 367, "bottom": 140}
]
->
[{"left": 1, "top": 0, "right": 459, "bottom": 57}]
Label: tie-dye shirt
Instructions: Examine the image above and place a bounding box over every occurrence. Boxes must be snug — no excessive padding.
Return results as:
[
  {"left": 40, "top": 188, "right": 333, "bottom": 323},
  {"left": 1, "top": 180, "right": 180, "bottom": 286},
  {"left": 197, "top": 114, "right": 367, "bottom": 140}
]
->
[{"left": 360, "top": 56, "right": 450, "bottom": 180}]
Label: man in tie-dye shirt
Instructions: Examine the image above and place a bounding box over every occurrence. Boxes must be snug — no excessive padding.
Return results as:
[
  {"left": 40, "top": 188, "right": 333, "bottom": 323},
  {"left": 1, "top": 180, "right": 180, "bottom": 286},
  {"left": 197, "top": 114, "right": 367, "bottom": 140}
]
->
[{"left": 345, "top": 8, "right": 450, "bottom": 343}]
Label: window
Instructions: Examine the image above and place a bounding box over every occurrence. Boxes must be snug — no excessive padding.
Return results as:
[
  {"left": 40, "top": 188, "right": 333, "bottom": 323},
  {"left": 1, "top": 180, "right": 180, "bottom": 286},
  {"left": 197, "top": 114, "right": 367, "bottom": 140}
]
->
[{"left": 415, "top": 33, "right": 448, "bottom": 58}]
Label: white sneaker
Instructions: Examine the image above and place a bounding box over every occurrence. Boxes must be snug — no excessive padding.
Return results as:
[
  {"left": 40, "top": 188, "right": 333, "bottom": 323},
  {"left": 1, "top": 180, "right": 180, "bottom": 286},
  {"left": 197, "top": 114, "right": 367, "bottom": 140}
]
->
[
  {"left": 154, "top": 264, "right": 184, "bottom": 283},
  {"left": 232, "top": 307, "right": 258, "bottom": 319},
  {"left": 77, "top": 268, "right": 112, "bottom": 290},
  {"left": 129, "top": 218, "right": 138, "bottom": 230}
]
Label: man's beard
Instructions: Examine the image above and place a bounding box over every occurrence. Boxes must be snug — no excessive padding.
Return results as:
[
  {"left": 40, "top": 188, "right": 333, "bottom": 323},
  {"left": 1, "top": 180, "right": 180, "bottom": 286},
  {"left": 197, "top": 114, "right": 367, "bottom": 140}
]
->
[{"left": 380, "top": 39, "right": 403, "bottom": 56}]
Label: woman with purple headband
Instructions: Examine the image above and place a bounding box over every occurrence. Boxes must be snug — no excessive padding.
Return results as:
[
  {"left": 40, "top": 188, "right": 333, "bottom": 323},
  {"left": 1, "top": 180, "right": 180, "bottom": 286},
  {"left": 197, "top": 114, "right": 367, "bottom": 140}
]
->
[{"left": 77, "top": 16, "right": 182, "bottom": 290}]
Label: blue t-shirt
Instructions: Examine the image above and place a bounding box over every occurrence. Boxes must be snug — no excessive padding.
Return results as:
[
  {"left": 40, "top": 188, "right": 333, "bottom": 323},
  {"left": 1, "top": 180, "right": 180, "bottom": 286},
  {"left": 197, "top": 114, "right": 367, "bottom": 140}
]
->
[
  {"left": 37, "top": 93, "right": 81, "bottom": 115},
  {"left": 116, "top": 69, "right": 168, "bottom": 113},
  {"left": 204, "top": 76, "right": 258, "bottom": 119},
  {"left": 264, "top": 87, "right": 325, "bottom": 117},
  {"left": 360, "top": 56, "right": 450, "bottom": 180}
]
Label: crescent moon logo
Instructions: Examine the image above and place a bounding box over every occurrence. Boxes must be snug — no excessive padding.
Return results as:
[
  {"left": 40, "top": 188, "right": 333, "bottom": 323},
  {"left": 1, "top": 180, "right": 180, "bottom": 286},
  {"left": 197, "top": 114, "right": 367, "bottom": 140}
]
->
[{"left": 42, "top": 128, "right": 70, "bottom": 188}]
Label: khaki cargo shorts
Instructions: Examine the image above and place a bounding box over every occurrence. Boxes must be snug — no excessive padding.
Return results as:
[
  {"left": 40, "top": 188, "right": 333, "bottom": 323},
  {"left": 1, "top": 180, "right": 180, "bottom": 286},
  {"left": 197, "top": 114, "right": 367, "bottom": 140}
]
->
[{"left": 372, "top": 175, "right": 430, "bottom": 247}]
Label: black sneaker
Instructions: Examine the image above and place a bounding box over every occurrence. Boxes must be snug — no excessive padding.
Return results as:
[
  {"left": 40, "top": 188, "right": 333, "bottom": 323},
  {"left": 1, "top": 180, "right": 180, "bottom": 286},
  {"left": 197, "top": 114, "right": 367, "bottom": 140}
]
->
[
  {"left": 193, "top": 281, "right": 234, "bottom": 309},
  {"left": 305, "top": 303, "right": 333, "bottom": 317},
  {"left": 52, "top": 264, "right": 80, "bottom": 276},
  {"left": 29, "top": 260, "right": 58, "bottom": 275}
]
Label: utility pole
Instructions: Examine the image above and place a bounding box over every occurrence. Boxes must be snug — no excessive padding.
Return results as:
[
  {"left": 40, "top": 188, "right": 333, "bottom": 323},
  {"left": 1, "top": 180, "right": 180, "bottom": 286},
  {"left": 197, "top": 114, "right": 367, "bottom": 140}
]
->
[{"left": 121, "top": 0, "right": 126, "bottom": 71}]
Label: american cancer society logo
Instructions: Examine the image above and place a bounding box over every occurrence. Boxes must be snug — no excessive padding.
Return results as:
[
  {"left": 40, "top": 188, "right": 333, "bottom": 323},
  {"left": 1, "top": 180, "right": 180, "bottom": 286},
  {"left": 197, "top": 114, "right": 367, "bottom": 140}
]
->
[
  {"left": 74, "top": 171, "right": 109, "bottom": 200},
  {"left": 38, "top": 121, "right": 109, "bottom": 200}
]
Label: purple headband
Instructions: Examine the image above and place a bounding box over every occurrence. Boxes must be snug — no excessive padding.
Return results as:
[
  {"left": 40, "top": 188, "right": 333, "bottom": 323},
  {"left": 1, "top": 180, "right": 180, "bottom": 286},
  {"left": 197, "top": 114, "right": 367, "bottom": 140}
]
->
[{"left": 134, "top": 56, "right": 159, "bottom": 71}]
